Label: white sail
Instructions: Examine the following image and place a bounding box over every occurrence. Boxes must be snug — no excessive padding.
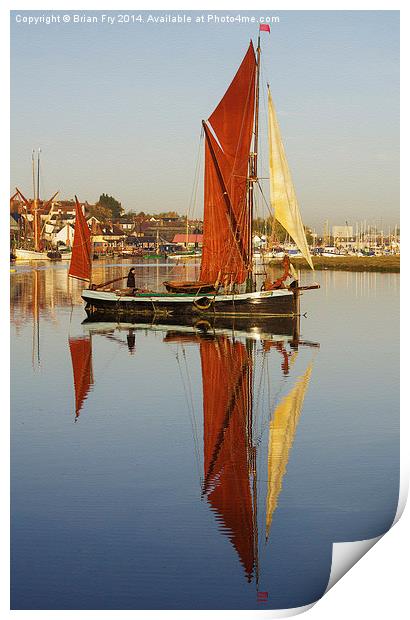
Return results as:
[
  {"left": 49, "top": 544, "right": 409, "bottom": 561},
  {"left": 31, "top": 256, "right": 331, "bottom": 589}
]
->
[{"left": 268, "top": 88, "right": 314, "bottom": 270}]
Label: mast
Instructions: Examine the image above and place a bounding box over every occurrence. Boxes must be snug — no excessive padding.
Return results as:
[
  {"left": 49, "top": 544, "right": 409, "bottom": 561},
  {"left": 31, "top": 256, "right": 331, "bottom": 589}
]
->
[
  {"left": 246, "top": 36, "right": 261, "bottom": 292},
  {"left": 31, "top": 150, "right": 35, "bottom": 205},
  {"left": 89, "top": 204, "right": 94, "bottom": 285},
  {"left": 32, "top": 149, "right": 40, "bottom": 252},
  {"left": 35, "top": 149, "right": 41, "bottom": 252}
]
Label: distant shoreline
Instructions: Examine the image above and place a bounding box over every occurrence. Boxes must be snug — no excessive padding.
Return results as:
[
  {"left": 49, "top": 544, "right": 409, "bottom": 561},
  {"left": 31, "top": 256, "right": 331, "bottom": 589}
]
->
[{"left": 270, "top": 255, "right": 400, "bottom": 273}]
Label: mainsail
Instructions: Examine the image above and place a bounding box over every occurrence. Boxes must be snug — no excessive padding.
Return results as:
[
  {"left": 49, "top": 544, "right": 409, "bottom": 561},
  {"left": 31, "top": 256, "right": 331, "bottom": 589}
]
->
[
  {"left": 267, "top": 88, "right": 314, "bottom": 270},
  {"left": 200, "top": 43, "right": 256, "bottom": 285},
  {"left": 201, "top": 337, "right": 255, "bottom": 581},
  {"left": 265, "top": 361, "right": 313, "bottom": 540},
  {"left": 69, "top": 336, "right": 93, "bottom": 418},
  {"left": 68, "top": 196, "right": 92, "bottom": 282}
]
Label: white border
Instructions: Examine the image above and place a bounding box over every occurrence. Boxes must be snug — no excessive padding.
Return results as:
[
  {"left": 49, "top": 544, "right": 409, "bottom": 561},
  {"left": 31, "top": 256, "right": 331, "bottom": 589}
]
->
[{"left": 3, "top": 2, "right": 407, "bottom": 619}]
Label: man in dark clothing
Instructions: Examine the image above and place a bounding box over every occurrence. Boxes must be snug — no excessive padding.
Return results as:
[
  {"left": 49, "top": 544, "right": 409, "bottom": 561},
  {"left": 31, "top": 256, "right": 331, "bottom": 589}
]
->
[{"left": 127, "top": 267, "right": 136, "bottom": 289}]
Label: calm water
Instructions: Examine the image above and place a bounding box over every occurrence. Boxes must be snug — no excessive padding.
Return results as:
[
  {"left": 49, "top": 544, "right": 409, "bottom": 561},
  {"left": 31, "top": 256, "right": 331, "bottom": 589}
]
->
[{"left": 10, "top": 261, "right": 399, "bottom": 610}]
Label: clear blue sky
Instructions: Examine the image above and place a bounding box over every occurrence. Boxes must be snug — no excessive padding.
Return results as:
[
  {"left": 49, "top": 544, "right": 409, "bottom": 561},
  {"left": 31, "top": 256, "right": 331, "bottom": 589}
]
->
[{"left": 10, "top": 10, "right": 399, "bottom": 229}]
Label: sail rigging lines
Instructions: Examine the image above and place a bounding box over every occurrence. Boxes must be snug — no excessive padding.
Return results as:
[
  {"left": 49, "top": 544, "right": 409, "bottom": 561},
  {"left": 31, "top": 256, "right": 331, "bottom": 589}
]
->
[{"left": 186, "top": 127, "right": 204, "bottom": 224}]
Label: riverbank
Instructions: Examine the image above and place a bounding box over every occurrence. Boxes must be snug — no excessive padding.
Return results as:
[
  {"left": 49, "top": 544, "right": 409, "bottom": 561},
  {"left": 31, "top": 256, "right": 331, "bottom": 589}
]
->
[{"left": 270, "top": 255, "right": 400, "bottom": 272}]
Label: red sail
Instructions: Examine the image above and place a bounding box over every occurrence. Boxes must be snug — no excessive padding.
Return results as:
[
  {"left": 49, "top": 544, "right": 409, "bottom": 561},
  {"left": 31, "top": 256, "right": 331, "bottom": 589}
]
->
[
  {"left": 201, "top": 337, "right": 255, "bottom": 581},
  {"left": 68, "top": 197, "right": 91, "bottom": 282},
  {"left": 69, "top": 337, "right": 93, "bottom": 418},
  {"left": 200, "top": 43, "right": 256, "bottom": 285}
]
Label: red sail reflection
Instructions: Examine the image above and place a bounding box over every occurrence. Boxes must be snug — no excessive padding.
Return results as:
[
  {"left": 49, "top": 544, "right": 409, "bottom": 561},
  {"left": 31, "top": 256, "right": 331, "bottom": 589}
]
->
[
  {"left": 69, "top": 336, "right": 93, "bottom": 419},
  {"left": 201, "top": 337, "right": 255, "bottom": 582}
]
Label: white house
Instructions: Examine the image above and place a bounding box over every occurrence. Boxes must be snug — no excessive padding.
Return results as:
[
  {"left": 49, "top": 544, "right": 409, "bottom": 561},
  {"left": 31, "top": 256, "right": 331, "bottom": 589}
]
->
[{"left": 54, "top": 223, "right": 75, "bottom": 247}]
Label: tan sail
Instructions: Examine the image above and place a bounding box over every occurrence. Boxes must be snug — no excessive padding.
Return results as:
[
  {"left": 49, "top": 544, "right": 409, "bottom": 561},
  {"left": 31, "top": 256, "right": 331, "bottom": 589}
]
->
[
  {"left": 265, "top": 361, "right": 313, "bottom": 540},
  {"left": 267, "top": 88, "right": 314, "bottom": 270}
]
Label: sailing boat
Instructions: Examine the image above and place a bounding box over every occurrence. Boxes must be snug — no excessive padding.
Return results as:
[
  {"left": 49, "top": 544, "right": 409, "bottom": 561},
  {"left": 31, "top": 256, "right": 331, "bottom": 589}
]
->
[
  {"left": 71, "top": 30, "right": 318, "bottom": 318},
  {"left": 143, "top": 228, "right": 168, "bottom": 259},
  {"left": 14, "top": 149, "right": 62, "bottom": 261}
]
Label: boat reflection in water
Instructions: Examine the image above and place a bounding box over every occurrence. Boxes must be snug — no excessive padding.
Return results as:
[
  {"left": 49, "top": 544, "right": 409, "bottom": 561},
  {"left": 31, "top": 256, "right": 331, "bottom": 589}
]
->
[{"left": 77, "top": 314, "right": 319, "bottom": 589}]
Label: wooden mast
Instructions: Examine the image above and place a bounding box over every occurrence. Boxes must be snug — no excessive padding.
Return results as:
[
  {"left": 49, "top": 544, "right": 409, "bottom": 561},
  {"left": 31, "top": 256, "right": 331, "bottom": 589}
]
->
[
  {"left": 34, "top": 149, "right": 41, "bottom": 252},
  {"left": 246, "top": 36, "right": 261, "bottom": 292},
  {"left": 32, "top": 150, "right": 38, "bottom": 252}
]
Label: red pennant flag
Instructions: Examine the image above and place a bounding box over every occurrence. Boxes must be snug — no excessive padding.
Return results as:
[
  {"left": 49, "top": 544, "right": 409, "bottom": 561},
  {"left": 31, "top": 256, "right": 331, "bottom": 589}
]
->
[{"left": 259, "top": 24, "right": 271, "bottom": 33}]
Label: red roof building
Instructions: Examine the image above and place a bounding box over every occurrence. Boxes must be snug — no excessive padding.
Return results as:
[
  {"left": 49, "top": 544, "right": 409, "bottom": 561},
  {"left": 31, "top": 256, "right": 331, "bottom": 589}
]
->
[{"left": 172, "top": 234, "right": 203, "bottom": 246}]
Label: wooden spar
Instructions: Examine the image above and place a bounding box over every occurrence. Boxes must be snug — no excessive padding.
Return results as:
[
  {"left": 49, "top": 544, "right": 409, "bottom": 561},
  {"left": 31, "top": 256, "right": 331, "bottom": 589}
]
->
[
  {"left": 42, "top": 191, "right": 59, "bottom": 212},
  {"left": 94, "top": 275, "right": 128, "bottom": 290},
  {"left": 40, "top": 191, "right": 60, "bottom": 238},
  {"left": 294, "top": 284, "right": 320, "bottom": 291},
  {"left": 202, "top": 121, "right": 249, "bottom": 270},
  {"left": 15, "top": 187, "right": 31, "bottom": 211}
]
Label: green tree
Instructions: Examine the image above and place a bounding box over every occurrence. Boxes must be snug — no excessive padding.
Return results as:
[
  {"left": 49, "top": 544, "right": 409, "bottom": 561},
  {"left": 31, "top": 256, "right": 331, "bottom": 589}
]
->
[
  {"left": 272, "top": 220, "right": 287, "bottom": 243},
  {"left": 97, "top": 193, "right": 124, "bottom": 219},
  {"left": 304, "top": 227, "right": 314, "bottom": 245},
  {"left": 158, "top": 211, "right": 179, "bottom": 218},
  {"left": 88, "top": 203, "right": 112, "bottom": 222}
]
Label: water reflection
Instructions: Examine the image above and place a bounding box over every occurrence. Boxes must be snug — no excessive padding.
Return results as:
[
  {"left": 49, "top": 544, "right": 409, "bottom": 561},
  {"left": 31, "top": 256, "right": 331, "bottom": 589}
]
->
[
  {"left": 68, "top": 336, "right": 93, "bottom": 420},
  {"left": 10, "top": 263, "right": 399, "bottom": 610},
  {"left": 79, "top": 316, "right": 318, "bottom": 588}
]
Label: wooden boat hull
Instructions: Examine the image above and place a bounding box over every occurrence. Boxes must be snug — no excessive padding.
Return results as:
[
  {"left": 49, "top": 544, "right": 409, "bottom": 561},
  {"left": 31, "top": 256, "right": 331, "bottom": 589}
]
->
[
  {"left": 14, "top": 249, "right": 62, "bottom": 261},
  {"left": 82, "top": 288, "right": 298, "bottom": 319},
  {"left": 15, "top": 249, "right": 51, "bottom": 261}
]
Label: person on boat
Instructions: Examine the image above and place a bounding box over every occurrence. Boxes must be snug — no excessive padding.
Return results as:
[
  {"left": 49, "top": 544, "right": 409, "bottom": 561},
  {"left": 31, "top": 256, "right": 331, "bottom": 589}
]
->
[
  {"left": 127, "top": 267, "right": 136, "bottom": 289},
  {"left": 262, "top": 254, "right": 298, "bottom": 290}
]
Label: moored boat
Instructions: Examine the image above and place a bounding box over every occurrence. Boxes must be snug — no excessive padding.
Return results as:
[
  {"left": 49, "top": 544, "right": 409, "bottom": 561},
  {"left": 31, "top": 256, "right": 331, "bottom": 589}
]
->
[
  {"left": 70, "top": 27, "right": 319, "bottom": 319},
  {"left": 82, "top": 286, "right": 298, "bottom": 319},
  {"left": 15, "top": 248, "right": 62, "bottom": 261},
  {"left": 13, "top": 150, "right": 61, "bottom": 261}
]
